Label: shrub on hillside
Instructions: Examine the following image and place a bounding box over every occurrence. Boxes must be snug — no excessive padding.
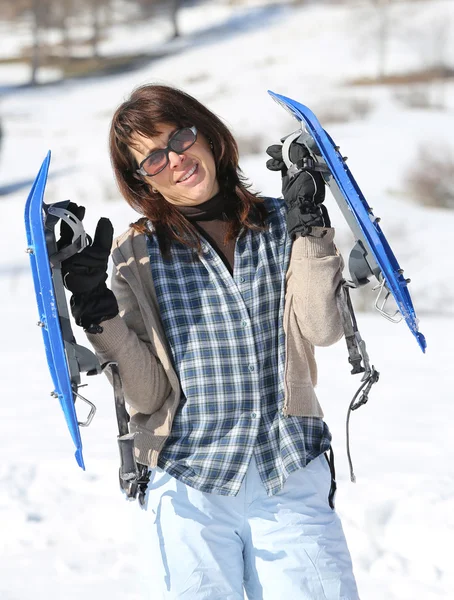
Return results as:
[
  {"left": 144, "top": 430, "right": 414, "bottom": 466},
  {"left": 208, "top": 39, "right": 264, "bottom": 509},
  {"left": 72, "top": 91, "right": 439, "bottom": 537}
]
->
[
  {"left": 405, "top": 144, "right": 454, "bottom": 209},
  {"left": 235, "top": 133, "right": 265, "bottom": 156},
  {"left": 316, "top": 97, "right": 373, "bottom": 125},
  {"left": 394, "top": 83, "right": 447, "bottom": 111},
  {"left": 394, "top": 86, "right": 433, "bottom": 109}
]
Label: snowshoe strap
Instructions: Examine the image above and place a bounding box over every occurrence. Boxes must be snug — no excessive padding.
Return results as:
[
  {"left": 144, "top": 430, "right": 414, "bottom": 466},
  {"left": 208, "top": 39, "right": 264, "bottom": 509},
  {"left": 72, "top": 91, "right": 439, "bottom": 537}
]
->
[
  {"left": 336, "top": 282, "right": 365, "bottom": 375},
  {"left": 45, "top": 203, "right": 88, "bottom": 267},
  {"left": 336, "top": 281, "right": 380, "bottom": 482},
  {"left": 324, "top": 447, "right": 337, "bottom": 510},
  {"left": 281, "top": 129, "right": 331, "bottom": 179},
  {"left": 346, "top": 368, "right": 380, "bottom": 483},
  {"left": 103, "top": 362, "right": 142, "bottom": 487},
  {"left": 119, "top": 464, "right": 150, "bottom": 505}
]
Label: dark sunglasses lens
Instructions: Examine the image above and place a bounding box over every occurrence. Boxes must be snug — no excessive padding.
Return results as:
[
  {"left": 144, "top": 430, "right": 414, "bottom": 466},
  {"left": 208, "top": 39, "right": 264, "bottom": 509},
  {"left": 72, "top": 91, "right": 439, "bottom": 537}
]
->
[
  {"left": 171, "top": 128, "right": 196, "bottom": 153},
  {"left": 140, "top": 128, "right": 196, "bottom": 175},
  {"left": 143, "top": 150, "right": 167, "bottom": 175}
]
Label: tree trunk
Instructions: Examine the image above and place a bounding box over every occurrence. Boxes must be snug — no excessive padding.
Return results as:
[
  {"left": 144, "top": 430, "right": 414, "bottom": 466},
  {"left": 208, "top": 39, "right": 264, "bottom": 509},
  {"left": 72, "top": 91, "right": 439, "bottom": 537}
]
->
[
  {"left": 61, "top": 15, "right": 72, "bottom": 64},
  {"left": 30, "top": 0, "right": 41, "bottom": 85},
  {"left": 170, "top": 0, "right": 180, "bottom": 39},
  {"left": 376, "top": 0, "right": 389, "bottom": 81},
  {"left": 91, "top": 2, "right": 101, "bottom": 59}
]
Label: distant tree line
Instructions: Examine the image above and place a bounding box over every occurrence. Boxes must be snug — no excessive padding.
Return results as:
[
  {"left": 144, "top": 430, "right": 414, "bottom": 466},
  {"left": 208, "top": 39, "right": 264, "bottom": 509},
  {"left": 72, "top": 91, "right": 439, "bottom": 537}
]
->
[{"left": 0, "top": 0, "right": 182, "bottom": 84}]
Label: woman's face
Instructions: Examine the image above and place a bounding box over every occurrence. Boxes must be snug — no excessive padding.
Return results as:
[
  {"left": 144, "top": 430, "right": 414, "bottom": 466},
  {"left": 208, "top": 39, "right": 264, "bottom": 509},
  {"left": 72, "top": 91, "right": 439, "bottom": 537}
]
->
[{"left": 130, "top": 123, "right": 220, "bottom": 207}]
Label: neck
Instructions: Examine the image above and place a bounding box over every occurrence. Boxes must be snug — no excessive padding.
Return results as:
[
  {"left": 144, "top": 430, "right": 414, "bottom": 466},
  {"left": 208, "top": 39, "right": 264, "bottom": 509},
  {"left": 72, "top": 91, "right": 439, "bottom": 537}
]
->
[{"left": 176, "top": 191, "right": 230, "bottom": 222}]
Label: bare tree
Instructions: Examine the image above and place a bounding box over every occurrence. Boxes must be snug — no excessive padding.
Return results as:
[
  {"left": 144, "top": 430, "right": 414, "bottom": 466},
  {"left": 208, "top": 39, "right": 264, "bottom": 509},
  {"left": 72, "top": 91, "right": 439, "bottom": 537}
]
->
[
  {"left": 50, "top": 0, "right": 76, "bottom": 64},
  {"left": 127, "top": 0, "right": 182, "bottom": 39},
  {"left": 405, "top": 14, "right": 452, "bottom": 109},
  {"left": 90, "top": 0, "right": 102, "bottom": 58},
  {"left": 83, "top": 0, "right": 112, "bottom": 59},
  {"left": 0, "top": 0, "right": 54, "bottom": 84},
  {"left": 368, "top": 0, "right": 392, "bottom": 81},
  {"left": 169, "top": 0, "right": 181, "bottom": 39},
  {"left": 133, "top": 0, "right": 156, "bottom": 20}
]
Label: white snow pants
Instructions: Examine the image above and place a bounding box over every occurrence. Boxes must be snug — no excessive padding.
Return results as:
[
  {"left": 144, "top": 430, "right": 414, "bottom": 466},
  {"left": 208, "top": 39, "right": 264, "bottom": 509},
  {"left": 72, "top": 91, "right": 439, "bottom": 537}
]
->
[{"left": 138, "top": 454, "right": 360, "bottom": 600}]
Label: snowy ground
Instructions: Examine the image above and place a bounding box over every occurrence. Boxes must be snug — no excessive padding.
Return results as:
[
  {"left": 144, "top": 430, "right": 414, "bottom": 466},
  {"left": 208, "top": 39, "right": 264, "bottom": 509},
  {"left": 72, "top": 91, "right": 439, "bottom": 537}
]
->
[{"left": 1, "top": 1, "right": 454, "bottom": 598}]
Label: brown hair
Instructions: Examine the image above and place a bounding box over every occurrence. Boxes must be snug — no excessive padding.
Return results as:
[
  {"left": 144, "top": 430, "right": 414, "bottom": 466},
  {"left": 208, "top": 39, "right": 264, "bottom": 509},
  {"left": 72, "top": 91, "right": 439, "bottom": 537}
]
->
[{"left": 109, "top": 84, "right": 267, "bottom": 253}]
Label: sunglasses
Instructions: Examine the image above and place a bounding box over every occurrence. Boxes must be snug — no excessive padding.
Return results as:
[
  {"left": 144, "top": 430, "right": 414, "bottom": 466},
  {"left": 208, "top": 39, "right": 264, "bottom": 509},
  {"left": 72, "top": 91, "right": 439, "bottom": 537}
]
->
[{"left": 136, "top": 126, "right": 198, "bottom": 177}]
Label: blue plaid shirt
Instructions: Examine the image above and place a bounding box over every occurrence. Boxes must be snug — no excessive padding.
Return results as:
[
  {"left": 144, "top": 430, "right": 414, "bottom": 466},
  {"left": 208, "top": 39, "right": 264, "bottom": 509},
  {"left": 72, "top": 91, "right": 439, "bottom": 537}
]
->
[{"left": 146, "top": 197, "right": 331, "bottom": 496}]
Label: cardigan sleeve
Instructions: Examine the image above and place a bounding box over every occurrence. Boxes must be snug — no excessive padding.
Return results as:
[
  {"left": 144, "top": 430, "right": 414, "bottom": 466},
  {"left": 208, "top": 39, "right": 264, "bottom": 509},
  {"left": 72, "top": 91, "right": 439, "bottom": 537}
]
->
[
  {"left": 285, "top": 227, "right": 344, "bottom": 347},
  {"left": 85, "top": 266, "right": 172, "bottom": 415}
]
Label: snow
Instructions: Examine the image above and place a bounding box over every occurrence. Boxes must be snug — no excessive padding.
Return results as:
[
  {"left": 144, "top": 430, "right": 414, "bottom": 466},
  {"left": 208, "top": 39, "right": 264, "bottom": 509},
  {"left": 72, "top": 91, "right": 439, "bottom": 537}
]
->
[{"left": 1, "top": 0, "right": 454, "bottom": 598}]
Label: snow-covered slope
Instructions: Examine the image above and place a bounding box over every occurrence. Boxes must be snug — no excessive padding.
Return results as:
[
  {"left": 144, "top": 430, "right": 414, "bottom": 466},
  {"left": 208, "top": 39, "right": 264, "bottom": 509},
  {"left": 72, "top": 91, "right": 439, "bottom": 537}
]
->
[{"left": 1, "top": 1, "right": 453, "bottom": 598}]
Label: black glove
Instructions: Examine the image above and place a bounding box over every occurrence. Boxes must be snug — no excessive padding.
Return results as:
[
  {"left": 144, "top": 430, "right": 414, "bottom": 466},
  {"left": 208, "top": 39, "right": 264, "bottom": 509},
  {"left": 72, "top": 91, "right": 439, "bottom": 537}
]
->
[
  {"left": 266, "top": 142, "right": 330, "bottom": 238},
  {"left": 58, "top": 203, "right": 118, "bottom": 331},
  {"left": 70, "top": 283, "right": 119, "bottom": 332}
]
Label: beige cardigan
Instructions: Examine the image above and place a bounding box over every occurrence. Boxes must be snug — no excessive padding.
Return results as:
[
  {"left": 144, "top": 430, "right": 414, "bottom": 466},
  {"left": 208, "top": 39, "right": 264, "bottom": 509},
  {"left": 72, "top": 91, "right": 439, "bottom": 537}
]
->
[{"left": 87, "top": 226, "right": 344, "bottom": 467}]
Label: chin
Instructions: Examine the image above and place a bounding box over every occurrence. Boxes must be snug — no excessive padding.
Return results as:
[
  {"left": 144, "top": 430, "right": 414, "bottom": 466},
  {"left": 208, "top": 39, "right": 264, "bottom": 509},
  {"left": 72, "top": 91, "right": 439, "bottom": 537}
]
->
[
  {"left": 190, "top": 186, "right": 215, "bottom": 204},
  {"left": 189, "top": 195, "right": 210, "bottom": 206}
]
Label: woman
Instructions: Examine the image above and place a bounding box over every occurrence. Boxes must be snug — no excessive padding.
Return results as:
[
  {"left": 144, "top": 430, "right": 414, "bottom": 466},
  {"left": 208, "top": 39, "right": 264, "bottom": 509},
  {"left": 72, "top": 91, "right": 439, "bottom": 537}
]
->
[{"left": 61, "top": 84, "right": 359, "bottom": 599}]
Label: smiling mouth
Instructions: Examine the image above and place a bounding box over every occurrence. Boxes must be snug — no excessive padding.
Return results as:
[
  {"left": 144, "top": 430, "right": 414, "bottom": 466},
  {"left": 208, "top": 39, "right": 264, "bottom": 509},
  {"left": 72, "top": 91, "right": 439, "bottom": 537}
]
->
[{"left": 177, "top": 163, "right": 198, "bottom": 183}]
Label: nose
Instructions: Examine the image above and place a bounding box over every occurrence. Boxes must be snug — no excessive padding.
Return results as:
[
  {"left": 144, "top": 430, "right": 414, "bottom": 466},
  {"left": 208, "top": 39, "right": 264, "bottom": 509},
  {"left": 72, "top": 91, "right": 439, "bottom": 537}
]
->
[{"left": 168, "top": 150, "right": 184, "bottom": 170}]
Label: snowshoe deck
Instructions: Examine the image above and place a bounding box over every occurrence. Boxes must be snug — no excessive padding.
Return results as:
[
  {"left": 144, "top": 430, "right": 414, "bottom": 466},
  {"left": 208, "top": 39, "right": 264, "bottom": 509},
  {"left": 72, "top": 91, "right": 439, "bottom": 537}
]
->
[
  {"left": 25, "top": 152, "right": 100, "bottom": 469},
  {"left": 269, "top": 90, "right": 426, "bottom": 352}
]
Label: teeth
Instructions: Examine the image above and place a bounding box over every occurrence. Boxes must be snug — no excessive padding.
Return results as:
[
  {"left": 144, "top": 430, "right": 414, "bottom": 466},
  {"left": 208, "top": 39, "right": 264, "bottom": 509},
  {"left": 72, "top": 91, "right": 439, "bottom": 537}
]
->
[{"left": 179, "top": 164, "right": 197, "bottom": 182}]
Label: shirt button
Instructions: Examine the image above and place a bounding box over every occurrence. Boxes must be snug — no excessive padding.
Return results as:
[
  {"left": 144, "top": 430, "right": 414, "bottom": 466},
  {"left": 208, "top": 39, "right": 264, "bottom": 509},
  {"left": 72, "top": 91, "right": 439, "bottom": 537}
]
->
[
  {"left": 248, "top": 365, "right": 255, "bottom": 372},
  {"left": 241, "top": 320, "right": 247, "bottom": 327},
  {"left": 251, "top": 412, "right": 257, "bottom": 419},
  {"left": 239, "top": 276, "right": 245, "bottom": 283},
  {"left": 202, "top": 244, "right": 208, "bottom": 253}
]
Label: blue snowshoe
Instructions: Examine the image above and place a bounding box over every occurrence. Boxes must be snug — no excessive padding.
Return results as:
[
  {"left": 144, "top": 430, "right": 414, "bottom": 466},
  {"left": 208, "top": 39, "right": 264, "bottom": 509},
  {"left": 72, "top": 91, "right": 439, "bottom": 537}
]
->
[
  {"left": 269, "top": 91, "right": 426, "bottom": 352},
  {"left": 25, "top": 152, "right": 139, "bottom": 488},
  {"left": 269, "top": 91, "right": 426, "bottom": 480}
]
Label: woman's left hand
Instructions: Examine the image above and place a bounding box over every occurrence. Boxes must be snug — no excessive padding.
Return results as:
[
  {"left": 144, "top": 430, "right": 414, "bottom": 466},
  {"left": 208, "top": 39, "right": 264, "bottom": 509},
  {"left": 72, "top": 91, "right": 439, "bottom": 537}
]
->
[{"left": 266, "top": 142, "right": 330, "bottom": 238}]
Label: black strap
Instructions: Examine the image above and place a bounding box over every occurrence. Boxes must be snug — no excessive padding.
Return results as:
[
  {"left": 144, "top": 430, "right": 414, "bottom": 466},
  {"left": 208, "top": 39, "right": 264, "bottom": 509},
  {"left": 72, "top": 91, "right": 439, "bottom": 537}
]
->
[
  {"left": 346, "top": 368, "right": 380, "bottom": 483},
  {"left": 102, "top": 362, "right": 148, "bottom": 493},
  {"left": 336, "top": 282, "right": 365, "bottom": 375},
  {"left": 324, "top": 448, "right": 337, "bottom": 510},
  {"left": 120, "top": 464, "right": 150, "bottom": 505},
  {"left": 335, "top": 280, "right": 380, "bottom": 482}
]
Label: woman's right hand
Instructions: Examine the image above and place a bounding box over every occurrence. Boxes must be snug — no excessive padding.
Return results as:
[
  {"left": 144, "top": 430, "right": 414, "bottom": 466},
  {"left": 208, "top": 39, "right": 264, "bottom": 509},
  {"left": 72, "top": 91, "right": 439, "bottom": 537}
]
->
[
  {"left": 58, "top": 202, "right": 118, "bottom": 331},
  {"left": 58, "top": 202, "right": 113, "bottom": 294}
]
